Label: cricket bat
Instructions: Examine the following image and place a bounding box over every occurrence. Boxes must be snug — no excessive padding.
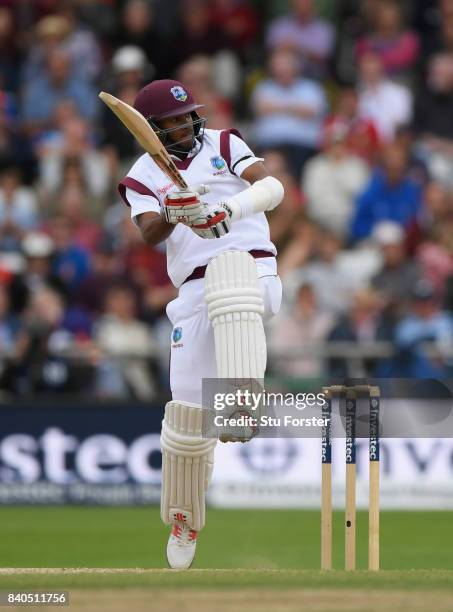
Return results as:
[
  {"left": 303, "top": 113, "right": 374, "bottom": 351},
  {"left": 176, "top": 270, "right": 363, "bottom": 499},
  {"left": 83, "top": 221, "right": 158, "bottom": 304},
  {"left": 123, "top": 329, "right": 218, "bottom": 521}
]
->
[{"left": 99, "top": 91, "right": 189, "bottom": 190}]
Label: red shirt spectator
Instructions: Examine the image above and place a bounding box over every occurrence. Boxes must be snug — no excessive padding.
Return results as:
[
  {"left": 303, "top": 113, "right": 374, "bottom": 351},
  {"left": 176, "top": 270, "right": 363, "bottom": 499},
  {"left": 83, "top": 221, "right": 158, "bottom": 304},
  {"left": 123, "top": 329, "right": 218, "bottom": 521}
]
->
[
  {"left": 208, "top": 0, "right": 259, "bottom": 54},
  {"left": 325, "top": 87, "right": 380, "bottom": 164}
]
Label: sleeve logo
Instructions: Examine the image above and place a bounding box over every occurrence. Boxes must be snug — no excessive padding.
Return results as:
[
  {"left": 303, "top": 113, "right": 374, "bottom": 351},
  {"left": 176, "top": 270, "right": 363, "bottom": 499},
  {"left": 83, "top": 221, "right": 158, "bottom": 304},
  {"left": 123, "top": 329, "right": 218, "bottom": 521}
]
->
[{"left": 172, "top": 326, "right": 183, "bottom": 343}]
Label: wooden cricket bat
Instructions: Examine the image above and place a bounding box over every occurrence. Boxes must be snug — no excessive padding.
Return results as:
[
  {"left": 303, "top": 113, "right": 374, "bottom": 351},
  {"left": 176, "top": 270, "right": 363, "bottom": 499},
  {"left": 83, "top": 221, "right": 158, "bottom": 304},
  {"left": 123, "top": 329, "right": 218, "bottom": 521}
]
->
[{"left": 99, "top": 91, "right": 189, "bottom": 190}]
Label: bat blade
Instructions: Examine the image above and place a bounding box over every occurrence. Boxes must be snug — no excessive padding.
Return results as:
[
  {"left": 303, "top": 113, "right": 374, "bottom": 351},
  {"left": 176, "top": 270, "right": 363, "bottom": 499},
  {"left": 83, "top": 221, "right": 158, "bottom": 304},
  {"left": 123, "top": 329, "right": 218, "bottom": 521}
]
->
[{"left": 99, "top": 91, "right": 188, "bottom": 190}]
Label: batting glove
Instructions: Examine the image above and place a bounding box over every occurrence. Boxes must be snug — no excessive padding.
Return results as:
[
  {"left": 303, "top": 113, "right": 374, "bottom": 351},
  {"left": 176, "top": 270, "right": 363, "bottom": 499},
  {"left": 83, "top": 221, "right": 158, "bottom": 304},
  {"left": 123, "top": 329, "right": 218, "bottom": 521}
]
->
[
  {"left": 164, "top": 191, "right": 207, "bottom": 225},
  {"left": 191, "top": 204, "right": 232, "bottom": 239}
]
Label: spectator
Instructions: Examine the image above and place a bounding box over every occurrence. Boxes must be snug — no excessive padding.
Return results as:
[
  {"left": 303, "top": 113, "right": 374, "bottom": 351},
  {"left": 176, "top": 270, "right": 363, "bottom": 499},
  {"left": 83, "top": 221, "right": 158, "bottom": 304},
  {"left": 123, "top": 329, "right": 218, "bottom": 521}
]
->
[
  {"left": 439, "top": 17, "right": 453, "bottom": 58},
  {"left": 109, "top": 45, "right": 150, "bottom": 91},
  {"left": 49, "top": 217, "right": 91, "bottom": 293},
  {"left": 21, "top": 12, "right": 102, "bottom": 86},
  {"left": 12, "top": 286, "right": 96, "bottom": 394},
  {"left": 418, "top": 182, "right": 453, "bottom": 238},
  {"left": 56, "top": 187, "right": 102, "bottom": 253},
  {"left": 357, "top": 51, "right": 412, "bottom": 141},
  {"left": 19, "top": 232, "right": 66, "bottom": 301},
  {"left": 176, "top": 55, "right": 233, "bottom": 129},
  {"left": 412, "top": 183, "right": 453, "bottom": 299},
  {"left": 99, "top": 45, "right": 151, "bottom": 176},
  {"left": 269, "top": 283, "right": 334, "bottom": 377},
  {"left": 0, "top": 168, "right": 38, "bottom": 251},
  {"left": 95, "top": 285, "right": 157, "bottom": 399},
  {"left": 413, "top": 0, "right": 444, "bottom": 60},
  {"left": 266, "top": 0, "right": 335, "bottom": 80},
  {"left": 21, "top": 48, "right": 99, "bottom": 140},
  {"left": 416, "top": 240, "right": 453, "bottom": 303},
  {"left": 394, "top": 279, "right": 453, "bottom": 377},
  {"left": 327, "top": 288, "right": 390, "bottom": 378},
  {"left": 120, "top": 214, "right": 175, "bottom": 321},
  {"left": 208, "top": 0, "right": 260, "bottom": 57},
  {"left": 283, "top": 229, "right": 359, "bottom": 316},
  {"left": 261, "top": 149, "right": 304, "bottom": 252},
  {"left": 0, "top": 7, "right": 23, "bottom": 93},
  {"left": 412, "top": 53, "right": 453, "bottom": 189},
  {"left": 392, "top": 124, "right": 429, "bottom": 187},
  {"left": 21, "top": 15, "right": 70, "bottom": 89},
  {"left": 0, "top": 89, "right": 35, "bottom": 176},
  {"left": 250, "top": 47, "right": 327, "bottom": 178},
  {"left": 415, "top": 0, "right": 453, "bottom": 62},
  {"left": 325, "top": 86, "right": 380, "bottom": 164},
  {"left": 33, "top": 98, "right": 79, "bottom": 157},
  {"left": 277, "top": 218, "right": 317, "bottom": 278},
  {"left": 77, "top": 237, "right": 129, "bottom": 314},
  {"left": 168, "top": 0, "right": 233, "bottom": 72},
  {"left": 55, "top": 4, "right": 103, "bottom": 82},
  {"left": 356, "top": 1, "right": 419, "bottom": 83},
  {"left": 75, "top": 0, "right": 117, "bottom": 40},
  {"left": 302, "top": 121, "right": 369, "bottom": 239},
  {"left": 100, "top": 84, "right": 143, "bottom": 172},
  {"left": 350, "top": 143, "right": 422, "bottom": 243},
  {"left": 37, "top": 114, "right": 111, "bottom": 205},
  {"left": 111, "top": 0, "right": 167, "bottom": 79},
  {"left": 279, "top": 212, "right": 380, "bottom": 289},
  {"left": 22, "top": 11, "right": 102, "bottom": 84},
  {"left": 0, "top": 282, "right": 20, "bottom": 358},
  {"left": 371, "top": 221, "right": 421, "bottom": 309}
]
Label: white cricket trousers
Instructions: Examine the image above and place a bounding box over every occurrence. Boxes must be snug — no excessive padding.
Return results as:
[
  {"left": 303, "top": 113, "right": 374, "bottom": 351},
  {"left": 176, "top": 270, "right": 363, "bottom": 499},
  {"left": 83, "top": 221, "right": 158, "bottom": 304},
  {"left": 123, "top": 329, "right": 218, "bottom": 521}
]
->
[{"left": 166, "top": 257, "right": 282, "bottom": 405}]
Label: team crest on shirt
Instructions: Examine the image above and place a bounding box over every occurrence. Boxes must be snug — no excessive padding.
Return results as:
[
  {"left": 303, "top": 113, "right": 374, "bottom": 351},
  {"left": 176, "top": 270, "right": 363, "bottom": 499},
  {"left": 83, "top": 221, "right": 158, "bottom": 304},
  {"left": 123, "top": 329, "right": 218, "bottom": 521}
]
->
[
  {"left": 170, "top": 86, "right": 188, "bottom": 102},
  {"left": 210, "top": 156, "right": 228, "bottom": 175},
  {"left": 172, "top": 326, "right": 183, "bottom": 348}
]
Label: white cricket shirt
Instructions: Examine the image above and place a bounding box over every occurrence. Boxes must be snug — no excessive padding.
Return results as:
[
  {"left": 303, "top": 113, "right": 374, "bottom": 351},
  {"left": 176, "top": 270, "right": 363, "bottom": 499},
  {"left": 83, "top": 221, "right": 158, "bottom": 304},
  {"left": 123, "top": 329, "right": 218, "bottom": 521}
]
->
[{"left": 118, "top": 128, "right": 277, "bottom": 287}]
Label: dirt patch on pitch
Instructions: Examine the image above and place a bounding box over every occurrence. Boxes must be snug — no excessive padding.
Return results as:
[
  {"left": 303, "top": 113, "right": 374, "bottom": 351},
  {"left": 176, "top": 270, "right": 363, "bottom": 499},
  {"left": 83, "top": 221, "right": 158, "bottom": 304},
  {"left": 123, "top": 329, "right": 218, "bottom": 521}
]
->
[{"left": 17, "top": 589, "right": 453, "bottom": 612}]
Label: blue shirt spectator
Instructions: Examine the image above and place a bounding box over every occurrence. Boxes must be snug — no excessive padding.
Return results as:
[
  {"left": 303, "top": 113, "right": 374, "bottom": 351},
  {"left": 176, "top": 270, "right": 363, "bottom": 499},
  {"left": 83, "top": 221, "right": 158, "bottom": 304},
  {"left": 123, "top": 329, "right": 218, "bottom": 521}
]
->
[
  {"left": 394, "top": 280, "right": 453, "bottom": 377},
  {"left": 350, "top": 143, "right": 422, "bottom": 242},
  {"left": 50, "top": 217, "right": 91, "bottom": 293},
  {"left": 21, "top": 49, "right": 98, "bottom": 137},
  {"left": 252, "top": 78, "right": 326, "bottom": 148},
  {"left": 251, "top": 47, "right": 327, "bottom": 177},
  {"left": 52, "top": 246, "right": 90, "bottom": 294}
]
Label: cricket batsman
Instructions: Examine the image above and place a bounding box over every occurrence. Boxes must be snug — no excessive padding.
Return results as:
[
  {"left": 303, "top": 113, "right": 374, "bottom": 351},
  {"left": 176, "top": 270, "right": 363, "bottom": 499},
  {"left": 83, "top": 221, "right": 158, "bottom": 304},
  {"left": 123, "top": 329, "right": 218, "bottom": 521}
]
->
[{"left": 118, "top": 79, "right": 284, "bottom": 569}]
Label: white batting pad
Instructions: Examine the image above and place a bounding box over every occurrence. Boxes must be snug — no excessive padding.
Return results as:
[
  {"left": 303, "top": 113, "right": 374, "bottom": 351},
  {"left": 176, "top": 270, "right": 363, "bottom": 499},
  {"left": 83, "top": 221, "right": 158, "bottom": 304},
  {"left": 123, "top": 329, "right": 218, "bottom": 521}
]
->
[
  {"left": 160, "top": 401, "right": 216, "bottom": 531},
  {"left": 204, "top": 251, "right": 267, "bottom": 442},
  {"left": 204, "top": 250, "right": 266, "bottom": 379}
]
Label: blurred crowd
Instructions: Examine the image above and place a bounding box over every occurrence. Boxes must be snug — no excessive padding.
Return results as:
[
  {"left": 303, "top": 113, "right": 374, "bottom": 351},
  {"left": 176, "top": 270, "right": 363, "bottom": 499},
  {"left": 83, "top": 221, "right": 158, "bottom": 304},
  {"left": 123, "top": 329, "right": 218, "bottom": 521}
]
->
[{"left": 0, "top": 0, "right": 452, "bottom": 398}]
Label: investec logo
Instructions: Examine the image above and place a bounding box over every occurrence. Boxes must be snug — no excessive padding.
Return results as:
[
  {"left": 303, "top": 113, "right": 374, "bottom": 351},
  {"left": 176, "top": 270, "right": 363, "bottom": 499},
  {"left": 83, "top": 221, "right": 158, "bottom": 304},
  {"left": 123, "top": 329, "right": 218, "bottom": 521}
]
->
[
  {"left": 0, "top": 428, "right": 162, "bottom": 484},
  {"left": 345, "top": 399, "right": 355, "bottom": 463},
  {"left": 369, "top": 440, "right": 379, "bottom": 461},
  {"left": 369, "top": 398, "right": 380, "bottom": 461},
  {"left": 345, "top": 437, "right": 355, "bottom": 463},
  {"left": 321, "top": 438, "right": 330, "bottom": 463}
]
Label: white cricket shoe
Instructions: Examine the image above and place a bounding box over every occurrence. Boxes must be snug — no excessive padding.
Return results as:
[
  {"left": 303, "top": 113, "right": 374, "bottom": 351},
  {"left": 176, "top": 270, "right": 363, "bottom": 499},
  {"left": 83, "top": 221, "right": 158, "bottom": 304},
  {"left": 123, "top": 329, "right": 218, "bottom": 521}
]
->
[{"left": 166, "top": 522, "right": 198, "bottom": 570}]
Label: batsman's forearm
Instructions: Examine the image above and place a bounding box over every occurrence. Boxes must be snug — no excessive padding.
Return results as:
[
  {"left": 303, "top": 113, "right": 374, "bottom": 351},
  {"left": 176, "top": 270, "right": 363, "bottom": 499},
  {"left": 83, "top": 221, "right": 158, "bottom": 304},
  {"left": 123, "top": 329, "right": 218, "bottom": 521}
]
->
[
  {"left": 138, "top": 213, "right": 175, "bottom": 246},
  {"left": 224, "top": 176, "right": 284, "bottom": 222}
]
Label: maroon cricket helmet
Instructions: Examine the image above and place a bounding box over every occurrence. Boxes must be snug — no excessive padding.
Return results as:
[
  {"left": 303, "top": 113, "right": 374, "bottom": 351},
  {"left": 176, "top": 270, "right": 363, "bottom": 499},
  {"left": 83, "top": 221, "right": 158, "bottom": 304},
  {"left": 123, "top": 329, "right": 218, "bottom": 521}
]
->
[{"left": 134, "top": 79, "right": 204, "bottom": 121}]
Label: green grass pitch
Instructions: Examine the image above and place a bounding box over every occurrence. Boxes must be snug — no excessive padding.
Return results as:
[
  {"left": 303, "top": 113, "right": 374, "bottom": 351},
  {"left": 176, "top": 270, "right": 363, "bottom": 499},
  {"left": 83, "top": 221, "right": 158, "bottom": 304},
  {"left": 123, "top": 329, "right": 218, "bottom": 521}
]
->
[
  {"left": 0, "top": 507, "right": 452, "bottom": 608},
  {"left": 0, "top": 507, "right": 452, "bottom": 573}
]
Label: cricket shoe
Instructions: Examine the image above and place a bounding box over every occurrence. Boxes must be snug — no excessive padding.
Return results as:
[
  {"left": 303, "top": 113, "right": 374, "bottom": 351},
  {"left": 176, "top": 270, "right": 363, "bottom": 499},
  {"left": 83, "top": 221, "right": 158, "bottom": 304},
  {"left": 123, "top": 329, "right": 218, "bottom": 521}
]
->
[{"left": 166, "top": 521, "right": 198, "bottom": 570}]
